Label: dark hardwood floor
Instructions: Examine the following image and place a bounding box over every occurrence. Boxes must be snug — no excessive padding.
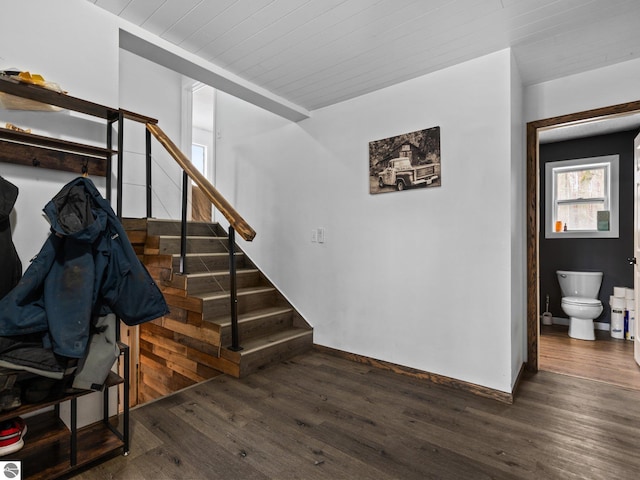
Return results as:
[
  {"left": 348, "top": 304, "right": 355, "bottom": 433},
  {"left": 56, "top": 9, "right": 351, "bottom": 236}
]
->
[
  {"left": 70, "top": 349, "right": 640, "bottom": 480},
  {"left": 540, "top": 324, "right": 640, "bottom": 391}
]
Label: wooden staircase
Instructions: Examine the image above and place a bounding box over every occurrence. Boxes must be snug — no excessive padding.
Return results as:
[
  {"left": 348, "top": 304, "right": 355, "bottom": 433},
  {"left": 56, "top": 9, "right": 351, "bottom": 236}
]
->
[{"left": 124, "top": 218, "right": 313, "bottom": 403}]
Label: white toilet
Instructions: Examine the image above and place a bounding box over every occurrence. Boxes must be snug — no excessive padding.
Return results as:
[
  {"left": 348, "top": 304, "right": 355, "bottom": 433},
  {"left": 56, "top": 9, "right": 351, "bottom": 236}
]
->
[{"left": 556, "top": 270, "right": 604, "bottom": 341}]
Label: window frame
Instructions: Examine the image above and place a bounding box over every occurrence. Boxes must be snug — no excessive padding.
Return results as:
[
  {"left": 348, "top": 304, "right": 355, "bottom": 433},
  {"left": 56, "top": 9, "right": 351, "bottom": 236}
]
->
[{"left": 544, "top": 154, "right": 619, "bottom": 239}]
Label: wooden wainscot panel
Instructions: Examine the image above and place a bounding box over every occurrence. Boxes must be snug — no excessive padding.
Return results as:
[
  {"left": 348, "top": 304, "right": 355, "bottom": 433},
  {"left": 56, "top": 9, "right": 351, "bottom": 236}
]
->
[
  {"left": 162, "top": 293, "right": 203, "bottom": 313},
  {"left": 125, "top": 230, "right": 147, "bottom": 245},
  {"left": 163, "top": 305, "right": 188, "bottom": 323},
  {"left": 144, "top": 235, "right": 161, "bottom": 256},
  {"left": 157, "top": 316, "right": 220, "bottom": 346}
]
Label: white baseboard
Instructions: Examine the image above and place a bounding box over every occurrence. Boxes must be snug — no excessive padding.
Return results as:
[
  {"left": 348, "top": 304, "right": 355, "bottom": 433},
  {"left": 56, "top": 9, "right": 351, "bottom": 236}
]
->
[{"left": 544, "top": 316, "right": 609, "bottom": 331}]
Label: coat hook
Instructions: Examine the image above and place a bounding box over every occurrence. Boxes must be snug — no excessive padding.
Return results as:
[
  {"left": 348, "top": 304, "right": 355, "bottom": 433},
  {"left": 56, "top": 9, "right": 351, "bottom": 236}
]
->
[
  {"left": 32, "top": 157, "right": 40, "bottom": 167},
  {"left": 82, "top": 160, "right": 89, "bottom": 177}
]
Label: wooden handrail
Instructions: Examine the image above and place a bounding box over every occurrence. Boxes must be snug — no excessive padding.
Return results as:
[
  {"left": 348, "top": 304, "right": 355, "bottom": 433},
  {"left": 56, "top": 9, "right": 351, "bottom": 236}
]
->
[{"left": 146, "top": 123, "right": 256, "bottom": 242}]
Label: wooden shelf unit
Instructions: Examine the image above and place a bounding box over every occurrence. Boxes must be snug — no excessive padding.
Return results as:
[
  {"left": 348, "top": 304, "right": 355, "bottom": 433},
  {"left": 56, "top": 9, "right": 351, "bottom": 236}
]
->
[
  {"left": 0, "top": 75, "right": 119, "bottom": 119},
  {"left": 0, "top": 346, "right": 130, "bottom": 479},
  {"left": 0, "top": 74, "right": 119, "bottom": 178},
  {"left": 0, "top": 76, "right": 150, "bottom": 477},
  {"left": 0, "top": 126, "right": 114, "bottom": 176}
]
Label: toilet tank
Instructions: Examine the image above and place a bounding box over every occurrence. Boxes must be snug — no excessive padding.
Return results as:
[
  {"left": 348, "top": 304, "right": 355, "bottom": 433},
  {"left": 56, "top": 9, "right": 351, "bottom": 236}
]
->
[{"left": 556, "top": 270, "right": 603, "bottom": 298}]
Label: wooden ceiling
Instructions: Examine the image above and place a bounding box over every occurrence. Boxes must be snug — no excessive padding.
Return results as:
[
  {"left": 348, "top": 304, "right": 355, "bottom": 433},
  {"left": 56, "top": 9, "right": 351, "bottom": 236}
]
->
[{"left": 88, "top": 0, "right": 640, "bottom": 111}]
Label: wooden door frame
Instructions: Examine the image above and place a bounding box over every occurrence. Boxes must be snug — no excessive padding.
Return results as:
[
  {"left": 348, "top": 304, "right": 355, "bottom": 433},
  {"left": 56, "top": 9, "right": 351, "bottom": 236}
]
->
[{"left": 526, "top": 100, "right": 640, "bottom": 371}]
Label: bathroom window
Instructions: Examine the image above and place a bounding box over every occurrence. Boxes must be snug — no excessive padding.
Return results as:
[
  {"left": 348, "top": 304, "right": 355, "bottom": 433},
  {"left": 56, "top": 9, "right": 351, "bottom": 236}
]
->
[{"left": 545, "top": 155, "right": 619, "bottom": 239}]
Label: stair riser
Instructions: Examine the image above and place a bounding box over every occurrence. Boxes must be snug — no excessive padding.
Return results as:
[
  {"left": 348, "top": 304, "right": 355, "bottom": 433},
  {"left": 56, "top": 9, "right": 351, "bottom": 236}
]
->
[
  {"left": 185, "top": 271, "right": 262, "bottom": 296},
  {"left": 203, "top": 290, "right": 280, "bottom": 321},
  {"left": 148, "top": 220, "right": 226, "bottom": 237},
  {"left": 237, "top": 332, "right": 313, "bottom": 377},
  {"left": 220, "top": 310, "right": 294, "bottom": 345},
  {"left": 159, "top": 237, "right": 229, "bottom": 254},
  {"left": 172, "top": 253, "right": 246, "bottom": 273}
]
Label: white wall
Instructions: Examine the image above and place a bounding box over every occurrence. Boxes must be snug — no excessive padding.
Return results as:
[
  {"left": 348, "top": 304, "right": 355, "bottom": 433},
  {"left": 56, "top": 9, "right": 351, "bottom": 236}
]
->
[
  {"left": 217, "top": 50, "right": 520, "bottom": 393},
  {"left": 510, "top": 52, "right": 526, "bottom": 386},
  {"left": 118, "top": 49, "right": 184, "bottom": 219},
  {"left": 0, "top": 0, "right": 119, "bottom": 263},
  {"left": 1, "top": 1, "right": 187, "bottom": 232},
  {"left": 525, "top": 57, "right": 640, "bottom": 122}
]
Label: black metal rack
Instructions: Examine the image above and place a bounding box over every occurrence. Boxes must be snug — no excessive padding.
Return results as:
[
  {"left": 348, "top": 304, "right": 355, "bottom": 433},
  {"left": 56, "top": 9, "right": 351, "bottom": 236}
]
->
[
  {"left": 0, "top": 343, "right": 129, "bottom": 479},
  {"left": 0, "top": 75, "right": 132, "bottom": 479}
]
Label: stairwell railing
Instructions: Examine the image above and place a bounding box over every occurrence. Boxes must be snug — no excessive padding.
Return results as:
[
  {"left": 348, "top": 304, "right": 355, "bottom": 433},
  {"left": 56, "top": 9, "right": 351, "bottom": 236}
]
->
[{"left": 135, "top": 120, "right": 254, "bottom": 352}]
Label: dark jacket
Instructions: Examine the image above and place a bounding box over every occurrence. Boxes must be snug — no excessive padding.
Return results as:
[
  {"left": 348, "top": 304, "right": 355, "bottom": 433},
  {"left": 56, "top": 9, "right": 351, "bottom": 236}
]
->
[
  {"left": 0, "top": 176, "right": 22, "bottom": 299},
  {"left": 0, "top": 177, "right": 169, "bottom": 358}
]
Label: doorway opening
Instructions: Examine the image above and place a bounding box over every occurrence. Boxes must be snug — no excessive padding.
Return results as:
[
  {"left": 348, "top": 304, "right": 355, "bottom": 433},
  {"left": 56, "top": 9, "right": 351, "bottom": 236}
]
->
[
  {"left": 526, "top": 101, "right": 640, "bottom": 390},
  {"left": 185, "top": 81, "right": 215, "bottom": 222}
]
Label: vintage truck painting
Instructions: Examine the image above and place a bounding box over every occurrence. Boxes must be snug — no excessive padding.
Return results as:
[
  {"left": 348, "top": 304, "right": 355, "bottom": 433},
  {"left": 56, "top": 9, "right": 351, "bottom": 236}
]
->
[
  {"left": 377, "top": 157, "right": 439, "bottom": 191},
  {"left": 369, "top": 126, "right": 441, "bottom": 195}
]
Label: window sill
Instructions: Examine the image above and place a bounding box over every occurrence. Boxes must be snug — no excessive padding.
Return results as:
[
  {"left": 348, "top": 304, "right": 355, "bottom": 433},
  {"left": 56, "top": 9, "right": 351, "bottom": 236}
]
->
[{"left": 546, "top": 229, "right": 618, "bottom": 239}]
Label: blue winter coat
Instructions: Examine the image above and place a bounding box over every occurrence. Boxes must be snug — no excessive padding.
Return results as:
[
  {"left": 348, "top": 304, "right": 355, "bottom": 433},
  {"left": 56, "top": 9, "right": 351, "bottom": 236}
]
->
[{"left": 0, "top": 177, "right": 169, "bottom": 358}]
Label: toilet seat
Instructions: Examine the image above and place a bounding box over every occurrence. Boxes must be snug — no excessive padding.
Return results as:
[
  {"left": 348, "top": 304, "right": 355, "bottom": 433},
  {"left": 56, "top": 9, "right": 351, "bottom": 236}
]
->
[{"left": 562, "top": 296, "right": 601, "bottom": 307}]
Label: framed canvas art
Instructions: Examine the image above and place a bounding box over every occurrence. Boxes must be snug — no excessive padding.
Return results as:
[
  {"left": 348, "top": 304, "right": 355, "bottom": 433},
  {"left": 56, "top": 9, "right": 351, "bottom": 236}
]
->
[{"left": 369, "top": 126, "right": 441, "bottom": 194}]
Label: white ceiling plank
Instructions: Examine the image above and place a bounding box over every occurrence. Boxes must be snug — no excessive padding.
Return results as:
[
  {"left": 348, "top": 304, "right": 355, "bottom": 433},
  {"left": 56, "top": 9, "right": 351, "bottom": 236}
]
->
[
  {"left": 197, "top": 0, "right": 312, "bottom": 66},
  {"left": 94, "top": 0, "right": 132, "bottom": 15},
  {"left": 261, "top": 0, "right": 499, "bottom": 93},
  {"left": 273, "top": 0, "right": 602, "bottom": 103},
  {"left": 280, "top": 16, "right": 516, "bottom": 108},
  {"left": 118, "top": 0, "right": 167, "bottom": 25},
  {"left": 160, "top": 0, "right": 237, "bottom": 46},
  {"left": 241, "top": 0, "right": 447, "bottom": 87},
  {"left": 515, "top": 15, "right": 640, "bottom": 85},
  {"left": 179, "top": 0, "right": 275, "bottom": 54},
  {"left": 229, "top": 0, "right": 397, "bottom": 77},
  {"left": 507, "top": 0, "right": 634, "bottom": 43},
  {"left": 205, "top": 0, "right": 348, "bottom": 67},
  {"left": 139, "top": 0, "right": 202, "bottom": 36}
]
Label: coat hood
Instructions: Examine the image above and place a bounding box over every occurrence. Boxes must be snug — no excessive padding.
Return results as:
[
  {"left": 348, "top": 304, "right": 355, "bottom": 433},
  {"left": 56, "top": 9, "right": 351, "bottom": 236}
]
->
[{"left": 43, "top": 177, "right": 107, "bottom": 243}]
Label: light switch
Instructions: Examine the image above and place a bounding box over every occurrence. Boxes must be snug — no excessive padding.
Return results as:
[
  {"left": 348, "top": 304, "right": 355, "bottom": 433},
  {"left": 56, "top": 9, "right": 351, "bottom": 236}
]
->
[{"left": 317, "top": 227, "right": 325, "bottom": 243}]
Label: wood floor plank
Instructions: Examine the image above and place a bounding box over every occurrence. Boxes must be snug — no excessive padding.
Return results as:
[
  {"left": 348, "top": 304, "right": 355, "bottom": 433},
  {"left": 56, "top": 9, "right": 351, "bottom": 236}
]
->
[
  {"left": 540, "top": 324, "right": 640, "bottom": 390},
  {"left": 70, "top": 351, "right": 640, "bottom": 480}
]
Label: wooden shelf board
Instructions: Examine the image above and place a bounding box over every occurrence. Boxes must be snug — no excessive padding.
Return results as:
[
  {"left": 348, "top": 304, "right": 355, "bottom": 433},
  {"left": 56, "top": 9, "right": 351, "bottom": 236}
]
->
[
  {"left": 14, "top": 418, "right": 125, "bottom": 480},
  {"left": 0, "top": 76, "right": 119, "bottom": 120},
  {"left": 0, "top": 372, "right": 124, "bottom": 423},
  {"left": 0, "top": 127, "right": 116, "bottom": 157}
]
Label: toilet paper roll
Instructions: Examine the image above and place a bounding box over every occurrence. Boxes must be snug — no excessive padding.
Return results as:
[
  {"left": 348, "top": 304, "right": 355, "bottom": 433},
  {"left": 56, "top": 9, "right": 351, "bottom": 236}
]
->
[
  {"left": 626, "top": 288, "right": 635, "bottom": 300},
  {"left": 614, "top": 286, "right": 626, "bottom": 297},
  {"left": 626, "top": 299, "right": 635, "bottom": 311},
  {"left": 611, "top": 297, "right": 626, "bottom": 309}
]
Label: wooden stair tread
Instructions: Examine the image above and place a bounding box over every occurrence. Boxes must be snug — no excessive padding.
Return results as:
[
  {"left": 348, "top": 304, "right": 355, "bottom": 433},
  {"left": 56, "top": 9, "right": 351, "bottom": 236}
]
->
[
  {"left": 208, "top": 306, "right": 293, "bottom": 328},
  {"left": 172, "top": 252, "right": 241, "bottom": 258},
  {"left": 177, "top": 268, "right": 259, "bottom": 279},
  {"left": 172, "top": 252, "right": 239, "bottom": 257},
  {"left": 160, "top": 235, "right": 227, "bottom": 240},
  {"left": 196, "top": 285, "right": 275, "bottom": 301}
]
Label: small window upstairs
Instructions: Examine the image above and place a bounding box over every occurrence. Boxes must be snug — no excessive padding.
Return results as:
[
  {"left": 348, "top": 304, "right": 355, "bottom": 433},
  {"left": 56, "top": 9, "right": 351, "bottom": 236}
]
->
[{"left": 545, "top": 155, "right": 619, "bottom": 239}]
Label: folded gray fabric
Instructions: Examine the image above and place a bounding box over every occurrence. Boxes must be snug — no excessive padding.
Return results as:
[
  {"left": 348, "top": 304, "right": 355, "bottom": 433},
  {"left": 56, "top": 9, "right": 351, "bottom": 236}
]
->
[{"left": 72, "top": 314, "right": 119, "bottom": 390}]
